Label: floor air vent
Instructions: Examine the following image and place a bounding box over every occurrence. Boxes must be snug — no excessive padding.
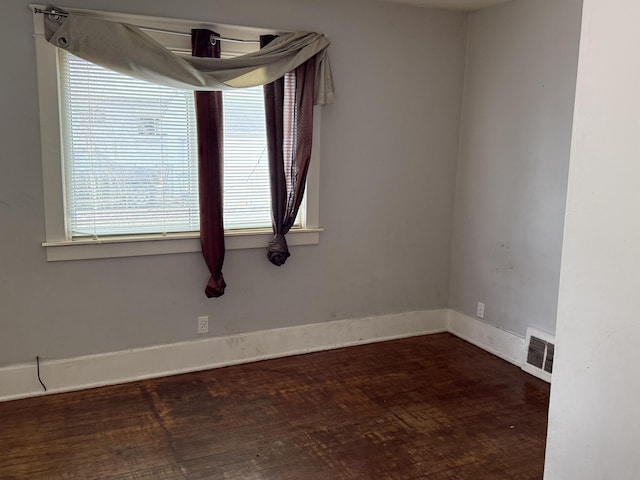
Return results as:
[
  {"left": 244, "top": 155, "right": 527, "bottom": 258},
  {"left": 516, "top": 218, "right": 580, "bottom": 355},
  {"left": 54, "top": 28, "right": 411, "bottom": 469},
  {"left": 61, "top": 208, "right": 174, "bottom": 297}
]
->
[{"left": 521, "top": 327, "right": 554, "bottom": 383}]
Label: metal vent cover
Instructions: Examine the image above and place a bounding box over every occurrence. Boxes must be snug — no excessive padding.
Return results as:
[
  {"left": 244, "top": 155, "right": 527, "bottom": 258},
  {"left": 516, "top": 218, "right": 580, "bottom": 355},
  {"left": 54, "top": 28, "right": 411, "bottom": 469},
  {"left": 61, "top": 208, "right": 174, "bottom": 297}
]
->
[{"left": 521, "top": 327, "right": 554, "bottom": 383}]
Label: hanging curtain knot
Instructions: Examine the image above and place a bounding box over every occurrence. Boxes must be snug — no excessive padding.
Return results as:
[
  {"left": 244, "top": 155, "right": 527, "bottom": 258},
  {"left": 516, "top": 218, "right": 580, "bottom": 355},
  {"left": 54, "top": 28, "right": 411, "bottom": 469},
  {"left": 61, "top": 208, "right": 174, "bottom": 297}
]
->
[{"left": 267, "top": 234, "right": 290, "bottom": 266}]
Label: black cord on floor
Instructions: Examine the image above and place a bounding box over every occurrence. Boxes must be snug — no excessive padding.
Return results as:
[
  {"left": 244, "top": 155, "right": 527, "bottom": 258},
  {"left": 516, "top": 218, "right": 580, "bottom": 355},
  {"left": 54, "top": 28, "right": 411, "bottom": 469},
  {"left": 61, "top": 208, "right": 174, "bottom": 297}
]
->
[{"left": 36, "top": 356, "right": 47, "bottom": 392}]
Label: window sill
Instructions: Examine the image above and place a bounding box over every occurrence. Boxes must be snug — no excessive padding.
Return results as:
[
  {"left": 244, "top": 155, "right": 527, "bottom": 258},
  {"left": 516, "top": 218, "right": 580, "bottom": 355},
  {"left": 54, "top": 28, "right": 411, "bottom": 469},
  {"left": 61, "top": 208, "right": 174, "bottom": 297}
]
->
[{"left": 42, "top": 228, "right": 323, "bottom": 261}]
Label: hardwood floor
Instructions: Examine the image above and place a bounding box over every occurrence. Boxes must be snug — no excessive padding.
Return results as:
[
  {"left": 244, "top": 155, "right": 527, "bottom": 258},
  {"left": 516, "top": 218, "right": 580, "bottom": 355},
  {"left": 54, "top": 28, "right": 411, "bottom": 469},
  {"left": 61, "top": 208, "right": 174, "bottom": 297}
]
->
[{"left": 0, "top": 333, "right": 550, "bottom": 479}]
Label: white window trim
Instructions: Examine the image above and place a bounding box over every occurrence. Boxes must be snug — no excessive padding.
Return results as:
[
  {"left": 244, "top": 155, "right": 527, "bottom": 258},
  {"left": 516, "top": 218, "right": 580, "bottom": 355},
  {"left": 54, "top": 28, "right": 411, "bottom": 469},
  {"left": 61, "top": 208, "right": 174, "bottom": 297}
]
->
[{"left": 31, "top": 4, "right": 322, "bottom": 262}]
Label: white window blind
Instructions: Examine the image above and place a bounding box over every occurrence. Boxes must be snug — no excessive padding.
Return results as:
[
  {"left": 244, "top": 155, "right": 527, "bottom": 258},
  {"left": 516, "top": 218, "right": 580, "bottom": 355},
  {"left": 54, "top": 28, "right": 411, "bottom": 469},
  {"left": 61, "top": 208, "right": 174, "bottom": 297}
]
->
[
  {"left": 221, "top": 88, "right": 271, "bottom": 230},
  {"left": 58, "top": 50, "right": 284, "bottom": 238}
]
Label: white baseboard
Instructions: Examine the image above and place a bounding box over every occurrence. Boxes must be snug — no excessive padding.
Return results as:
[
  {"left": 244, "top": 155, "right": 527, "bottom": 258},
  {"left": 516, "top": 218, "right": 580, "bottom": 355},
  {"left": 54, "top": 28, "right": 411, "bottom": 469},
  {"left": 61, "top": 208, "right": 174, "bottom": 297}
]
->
[
  {"left": 0, "top": 309, "right": 448, "bottom": 402},
  {"left": 1, "top": 309, "right": 533, "bottom": 402},
  {"left": 447, "top": 309, "right": 525, "bottom": 366}
]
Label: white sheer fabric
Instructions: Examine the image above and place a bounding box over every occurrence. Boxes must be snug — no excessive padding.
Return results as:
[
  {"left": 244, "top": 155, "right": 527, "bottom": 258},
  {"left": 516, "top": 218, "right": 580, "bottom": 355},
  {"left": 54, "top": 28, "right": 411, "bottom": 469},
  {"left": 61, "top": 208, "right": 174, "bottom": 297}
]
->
[{"left": 43, "top": 6, "right": 335, "bottom": 105}]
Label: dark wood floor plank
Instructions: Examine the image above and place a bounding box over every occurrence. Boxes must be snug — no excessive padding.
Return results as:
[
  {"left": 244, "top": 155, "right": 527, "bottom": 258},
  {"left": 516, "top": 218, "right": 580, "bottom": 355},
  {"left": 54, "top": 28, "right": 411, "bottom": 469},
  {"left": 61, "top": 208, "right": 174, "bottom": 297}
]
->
[{"left": 0, "top": 333, "right": 549, "bottom": 479}]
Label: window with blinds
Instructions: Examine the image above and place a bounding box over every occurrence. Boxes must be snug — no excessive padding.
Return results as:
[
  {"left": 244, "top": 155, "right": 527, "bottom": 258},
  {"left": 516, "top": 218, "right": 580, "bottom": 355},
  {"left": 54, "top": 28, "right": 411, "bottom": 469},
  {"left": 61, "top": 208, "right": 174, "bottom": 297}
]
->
[{"left": 58, "top": 50, "right": 285, "bottom": 238}]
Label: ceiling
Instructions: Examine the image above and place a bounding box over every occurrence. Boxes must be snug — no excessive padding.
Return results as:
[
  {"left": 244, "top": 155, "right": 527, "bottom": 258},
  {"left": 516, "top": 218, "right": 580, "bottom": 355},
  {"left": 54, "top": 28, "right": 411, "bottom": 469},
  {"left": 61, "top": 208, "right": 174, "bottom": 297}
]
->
[{"left": 381, "top": 0, "right": 512, "bottom": 11}]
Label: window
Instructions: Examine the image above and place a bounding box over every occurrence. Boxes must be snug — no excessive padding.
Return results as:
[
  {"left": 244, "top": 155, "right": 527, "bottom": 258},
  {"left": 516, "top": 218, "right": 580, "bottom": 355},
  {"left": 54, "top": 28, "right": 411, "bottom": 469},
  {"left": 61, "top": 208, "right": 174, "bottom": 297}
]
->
[
  {"left": 59, "top": 51, "right": 201, "bottom": 237},
  {"left": 33, "top": 7, "right": 321, "bottom": 261},
  {"left": 60, "top": 51, "right": 278, "bottom": 236}
]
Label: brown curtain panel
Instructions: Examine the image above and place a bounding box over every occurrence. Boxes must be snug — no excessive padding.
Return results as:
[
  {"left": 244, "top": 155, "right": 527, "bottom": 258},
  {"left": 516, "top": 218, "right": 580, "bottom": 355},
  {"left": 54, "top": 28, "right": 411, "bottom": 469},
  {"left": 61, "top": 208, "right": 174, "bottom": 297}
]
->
[
  {"left": 261, "top": 35, "right": 316, "bottom": 266},
  {"left": 192, "top": 29, "right": 226, "bottom": 297}
]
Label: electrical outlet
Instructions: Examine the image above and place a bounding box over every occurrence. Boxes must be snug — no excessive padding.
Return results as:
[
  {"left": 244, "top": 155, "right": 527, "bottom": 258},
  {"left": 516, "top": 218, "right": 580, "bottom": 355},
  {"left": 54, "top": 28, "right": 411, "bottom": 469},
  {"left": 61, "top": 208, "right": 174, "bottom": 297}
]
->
[
  {"left": 476, "top": 302, "right": 485, "bottom": 319},
  {"left": 198, "top": 316, "right": 209, "bottom": 334}
]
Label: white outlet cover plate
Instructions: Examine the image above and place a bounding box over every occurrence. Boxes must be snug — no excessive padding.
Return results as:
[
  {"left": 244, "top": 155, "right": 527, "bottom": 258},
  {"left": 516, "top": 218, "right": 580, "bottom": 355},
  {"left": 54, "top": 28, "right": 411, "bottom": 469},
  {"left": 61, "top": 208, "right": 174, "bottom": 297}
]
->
[{"left": 198, "top": 316, "right": 209, "bottom": 334}]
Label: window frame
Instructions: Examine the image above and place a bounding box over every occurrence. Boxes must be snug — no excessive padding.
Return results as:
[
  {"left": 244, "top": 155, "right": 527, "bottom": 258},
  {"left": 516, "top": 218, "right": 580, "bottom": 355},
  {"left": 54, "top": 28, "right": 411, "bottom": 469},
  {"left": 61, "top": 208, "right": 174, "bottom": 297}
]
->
[{"left": 31, "top": 4, "right": 322, "bottom": 261}]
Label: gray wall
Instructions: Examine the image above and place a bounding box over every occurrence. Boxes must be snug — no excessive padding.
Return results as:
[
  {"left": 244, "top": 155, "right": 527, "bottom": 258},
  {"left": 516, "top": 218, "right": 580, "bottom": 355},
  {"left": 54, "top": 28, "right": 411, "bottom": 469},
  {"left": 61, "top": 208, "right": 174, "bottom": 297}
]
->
[
  {"left": 450, "top": 0, "right": 582, "bottom": 337},
  {"left": 0, "top": 0, "right": 466, "bottom": 366}
]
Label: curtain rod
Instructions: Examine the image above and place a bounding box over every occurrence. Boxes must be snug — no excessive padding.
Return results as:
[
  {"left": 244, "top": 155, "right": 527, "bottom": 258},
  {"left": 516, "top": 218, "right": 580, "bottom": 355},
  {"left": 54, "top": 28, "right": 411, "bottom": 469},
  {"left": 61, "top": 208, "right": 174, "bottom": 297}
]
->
[{"left": 33, "top": 7, "right": 261, "bottom": 44}]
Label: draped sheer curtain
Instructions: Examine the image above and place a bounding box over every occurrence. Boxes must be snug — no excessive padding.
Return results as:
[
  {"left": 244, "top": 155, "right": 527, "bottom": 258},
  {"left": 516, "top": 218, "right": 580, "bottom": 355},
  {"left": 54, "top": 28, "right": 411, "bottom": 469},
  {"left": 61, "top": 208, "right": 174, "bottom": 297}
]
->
[
  {"left": 43, "top": 8, "right": 334, "bottom": 105},
  {"left": 261, "top": 35, "right": 316, "bottom": 266},
  {"left": 194, "top": 31, "right": 318, "bottom": 294}
]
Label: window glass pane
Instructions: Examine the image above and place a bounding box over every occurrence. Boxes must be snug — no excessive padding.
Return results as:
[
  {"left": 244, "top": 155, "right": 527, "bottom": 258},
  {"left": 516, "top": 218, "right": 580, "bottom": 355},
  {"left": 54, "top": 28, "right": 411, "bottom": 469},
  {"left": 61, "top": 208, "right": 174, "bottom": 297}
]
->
[
  {"left": 59, "top": 51, "right": 299, "bottom": 237},
  {"left": 222, "top": 88, "right": 271, "bottom": 229},
  {"left": 59, "top": 51, "right": 200, "bottom": 237}
]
